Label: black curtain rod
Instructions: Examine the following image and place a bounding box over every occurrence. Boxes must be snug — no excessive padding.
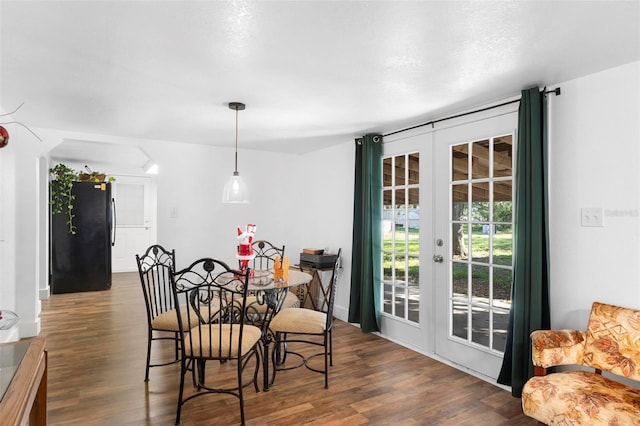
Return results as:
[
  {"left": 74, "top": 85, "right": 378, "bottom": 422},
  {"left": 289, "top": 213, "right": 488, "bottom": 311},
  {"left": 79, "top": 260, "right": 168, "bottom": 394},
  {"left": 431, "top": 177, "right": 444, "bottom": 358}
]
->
[{"left": 383, "top": 87, "right": 561, "bottom": 138}]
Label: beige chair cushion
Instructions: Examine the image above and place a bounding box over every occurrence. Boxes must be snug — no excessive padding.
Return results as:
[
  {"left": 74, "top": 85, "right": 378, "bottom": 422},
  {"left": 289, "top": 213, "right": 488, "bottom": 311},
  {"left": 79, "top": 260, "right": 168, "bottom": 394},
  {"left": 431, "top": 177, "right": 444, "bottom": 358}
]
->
[
  {"left": 184, "top": 324, "right": 261, "bottom": 358},
  {"left": 151, "top": 300, "right": 222, "bottom": 331},
  {"left": 522, "top": 370, "right": 640, "bottom": 425},
  {"left": 270, "top": 308, "right": 326, "bottom": 334},
  {"left": 151, "top": 308, "right": 184, "bottom": 332}
]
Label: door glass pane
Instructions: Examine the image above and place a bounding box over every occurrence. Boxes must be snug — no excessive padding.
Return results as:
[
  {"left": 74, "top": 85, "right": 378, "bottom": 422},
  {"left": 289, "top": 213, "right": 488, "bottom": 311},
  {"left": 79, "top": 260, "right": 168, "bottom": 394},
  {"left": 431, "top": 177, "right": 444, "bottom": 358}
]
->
[
  {"left": 408, "top": 288, "right": 419, "bottom": 323},
  {"left": 451, "top": 223, "right": 468, "bottom": 259},
  {"left": 394, "top": 286, "right": 406, "bottom": 319},
  {"left": 381, "top": 153, "right": 420, "bottom": 324},
  {"left": 493, "top": 309, "right": 509, "bottom": 352},
  {"left": 452, "top": 261, "right": 468, "bottom": 297},
  {"left": 452, "top": 301, "right": 467, "bottom": 339},
  {"left": 494, "top": 135, "right": 513, "bottom": 178},
  {"left": 471, "top": 304, "right": 490, "bottom": 345},
  {"left": 408, "top": 254, "right": 419, "bottom": 284},
  {"left": 395, "top": 255, "right": 406, "bottom": 281},
  {"left": 471, "top": 182, "right": 489, "bottom": 222},
  {"left": 383, "top": 252, "right": 393, "bottom": 280},
  {"left": 383, "top": 284, "right": 392, "bottom": 314},
  {"left": 451, "top": 185, "right": 468, "bottom": 222},
  {"left": 395, "top": 155, "right": 406, "bottom": 186},
  {"left": 448, "top": 135, "right": 514, "bottom": 353},
  {"left": 396, "top": 227, "right": 407, "bottom": 254},
  {"left": 408, "top": 153, "right": 420, "bottom": 185},
  {"left": 494, "top": 225, "right": 512, "bottom": 266},
  {"left": 494, "top": 267, "right": 512, "bottom": 304},
  {"left": 395, "top": 188, "right": 406, "bottom": 206},
  {"left": 494, "top": 181, "right": 512, "bottom": 221},
  {"left": 383, "top": 157, "right": 393, "bottom": 186},
  {"left": 115, "top": 183, "right": 144, "bottom": 226},
  {"left": 452, "top": 144, "right": 469, "bottom": 181},
  {"left": 471, "top": 264, "right": 490, "bottom": 301},
  {"left": 471, "top": 139, "right": 490, "bottom": 179},
  {"left": 471, "top": 224, "right": 489, "bottom": 264},
  {"left": 408, "top": 187, "right": 419, "bottom": 205}
]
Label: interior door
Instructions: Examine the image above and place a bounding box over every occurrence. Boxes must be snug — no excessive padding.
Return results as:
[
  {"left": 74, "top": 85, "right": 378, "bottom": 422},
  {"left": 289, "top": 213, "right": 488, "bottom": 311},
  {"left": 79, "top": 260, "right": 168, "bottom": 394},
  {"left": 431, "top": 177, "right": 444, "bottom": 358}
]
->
[
  {"left": 111, "top": 176, "right": 154, "bottom": 272},
  {"left": 433, "top": 110, "right": 517, "bottom": 379}
]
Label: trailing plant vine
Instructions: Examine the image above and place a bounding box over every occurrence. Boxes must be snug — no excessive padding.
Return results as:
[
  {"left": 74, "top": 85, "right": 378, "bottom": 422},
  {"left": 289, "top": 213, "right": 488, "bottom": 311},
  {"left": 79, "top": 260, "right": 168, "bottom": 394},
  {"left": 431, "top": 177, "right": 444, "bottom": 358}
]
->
[{"left": 49, "top": 163, "right": 78, "bottom": 235}]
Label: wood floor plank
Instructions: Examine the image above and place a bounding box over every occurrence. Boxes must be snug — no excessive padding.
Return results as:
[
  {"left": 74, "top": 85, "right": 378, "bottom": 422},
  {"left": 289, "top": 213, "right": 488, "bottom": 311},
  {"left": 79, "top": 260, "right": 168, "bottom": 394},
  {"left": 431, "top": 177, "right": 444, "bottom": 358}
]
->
[{"left": 38, "top": 272, "right": 536, "bottom": 425}]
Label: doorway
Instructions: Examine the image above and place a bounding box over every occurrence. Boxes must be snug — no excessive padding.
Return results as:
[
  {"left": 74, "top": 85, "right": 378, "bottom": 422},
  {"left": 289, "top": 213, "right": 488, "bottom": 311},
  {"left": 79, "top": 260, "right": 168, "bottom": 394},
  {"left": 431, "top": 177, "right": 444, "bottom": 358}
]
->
[
  {"left": 381, "top": 106, "right": 517, "bottom": 381},
  {"left": 111, "top": 175, "right": 156, "bottom": 272}
]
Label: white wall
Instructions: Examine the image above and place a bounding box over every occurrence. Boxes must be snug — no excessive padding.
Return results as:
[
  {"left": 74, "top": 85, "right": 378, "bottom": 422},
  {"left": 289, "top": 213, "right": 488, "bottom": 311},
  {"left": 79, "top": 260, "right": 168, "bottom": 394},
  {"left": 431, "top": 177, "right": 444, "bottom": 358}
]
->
[
  {"left": 548, "top": 61, "right": 640, "bottom": 328},
  {"left": 287, "top": 141, "right": 355, "bottom": 319},
  {"left": 0, "top": 121, "right": 49, "bottom": 342},
  {"left": 0, "top": 107, "right": 19, "bottom": 342},
  {"left": 141, "top": 136, "right": 355, "bottom": 320}
]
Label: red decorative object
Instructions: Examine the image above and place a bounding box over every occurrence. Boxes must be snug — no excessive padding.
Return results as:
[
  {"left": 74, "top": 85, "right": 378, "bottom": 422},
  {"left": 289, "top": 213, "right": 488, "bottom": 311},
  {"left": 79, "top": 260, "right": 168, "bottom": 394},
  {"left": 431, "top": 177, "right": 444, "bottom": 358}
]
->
[
  {"left": 0, "top": 126, "right": 8, "bottom": 148},
  {"left": 236, "top": 223, "right": 256, "bottom": 273}
]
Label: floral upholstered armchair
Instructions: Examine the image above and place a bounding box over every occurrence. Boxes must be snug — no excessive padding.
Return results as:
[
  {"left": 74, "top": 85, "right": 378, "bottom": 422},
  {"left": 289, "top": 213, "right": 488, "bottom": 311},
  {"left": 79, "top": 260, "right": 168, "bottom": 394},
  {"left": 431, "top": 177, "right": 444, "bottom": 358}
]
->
[{"left": 522, "top": 302, "right": 640, "bottom": 425}]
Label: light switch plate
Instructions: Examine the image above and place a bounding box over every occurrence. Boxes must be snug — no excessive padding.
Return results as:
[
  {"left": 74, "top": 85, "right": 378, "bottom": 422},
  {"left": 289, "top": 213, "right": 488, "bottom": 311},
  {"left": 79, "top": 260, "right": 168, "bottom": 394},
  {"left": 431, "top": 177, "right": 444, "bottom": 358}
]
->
[{"left": 581, "top": 207, "right": 603, "bottom": 227}]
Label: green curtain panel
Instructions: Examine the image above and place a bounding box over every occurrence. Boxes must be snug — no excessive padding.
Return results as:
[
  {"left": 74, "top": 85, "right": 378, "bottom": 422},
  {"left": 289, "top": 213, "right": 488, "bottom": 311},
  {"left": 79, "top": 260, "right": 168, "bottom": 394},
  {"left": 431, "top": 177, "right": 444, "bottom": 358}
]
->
[
  {"left": 497, "top": 87, "right": 551, "bottom": 397},
  {"left": 348, "top": 134, "right": 382, "bottom": 332}
]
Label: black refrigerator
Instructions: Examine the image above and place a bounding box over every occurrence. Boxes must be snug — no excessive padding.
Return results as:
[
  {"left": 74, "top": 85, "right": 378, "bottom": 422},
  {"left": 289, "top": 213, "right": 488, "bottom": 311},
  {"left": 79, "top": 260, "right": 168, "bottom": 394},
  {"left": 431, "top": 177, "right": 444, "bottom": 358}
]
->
[{"left": 50, "top": 181, "right": 114, "bottom": 294}]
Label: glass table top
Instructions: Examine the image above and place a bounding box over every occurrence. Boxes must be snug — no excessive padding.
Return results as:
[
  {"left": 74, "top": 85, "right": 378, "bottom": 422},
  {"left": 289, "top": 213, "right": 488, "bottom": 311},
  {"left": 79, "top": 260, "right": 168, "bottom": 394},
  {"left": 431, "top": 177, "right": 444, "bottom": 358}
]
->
[{"left": 0, "top": 340, "right": 29, "bottom": 401}]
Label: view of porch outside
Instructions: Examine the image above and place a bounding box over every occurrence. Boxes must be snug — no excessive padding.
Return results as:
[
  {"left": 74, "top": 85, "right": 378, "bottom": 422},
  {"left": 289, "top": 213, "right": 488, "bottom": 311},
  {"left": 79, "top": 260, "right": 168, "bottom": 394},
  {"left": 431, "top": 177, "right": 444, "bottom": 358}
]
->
[
  {"left": 382, "top": 153, "right": 420, "bottom": 324},
  {"left": 450, "top": 135, "right": 513, "bottom": 353},
  {"left": 382, "top": 134, "right": 513, "bottom": 354}
]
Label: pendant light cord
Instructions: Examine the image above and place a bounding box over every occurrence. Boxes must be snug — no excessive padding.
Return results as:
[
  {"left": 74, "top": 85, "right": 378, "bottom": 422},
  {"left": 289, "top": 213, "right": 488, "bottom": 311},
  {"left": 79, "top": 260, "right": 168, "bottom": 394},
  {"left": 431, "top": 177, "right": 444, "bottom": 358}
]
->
[{"left": 234, "top": 108, "right": 239, "bottom": 173}]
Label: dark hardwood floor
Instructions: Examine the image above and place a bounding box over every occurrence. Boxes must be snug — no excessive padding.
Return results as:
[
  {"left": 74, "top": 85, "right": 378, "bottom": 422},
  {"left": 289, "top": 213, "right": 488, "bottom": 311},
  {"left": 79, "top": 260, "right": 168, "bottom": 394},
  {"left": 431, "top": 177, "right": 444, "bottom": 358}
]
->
[{"left": 38, "top": 272, "right": 535, "bottom": 425}]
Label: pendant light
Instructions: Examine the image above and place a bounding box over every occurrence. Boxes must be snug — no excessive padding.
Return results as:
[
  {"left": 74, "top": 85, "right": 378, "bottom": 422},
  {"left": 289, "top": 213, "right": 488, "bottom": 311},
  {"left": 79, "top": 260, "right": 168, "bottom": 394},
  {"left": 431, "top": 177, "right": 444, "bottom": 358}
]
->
[{"left": 222, "top": 102, "right": 249, "bottom": 203}]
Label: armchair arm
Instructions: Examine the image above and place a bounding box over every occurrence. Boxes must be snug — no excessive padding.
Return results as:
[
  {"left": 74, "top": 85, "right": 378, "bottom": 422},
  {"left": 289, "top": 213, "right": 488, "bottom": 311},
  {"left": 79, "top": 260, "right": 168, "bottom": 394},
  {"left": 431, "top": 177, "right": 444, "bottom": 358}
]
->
[{"left": 530, "top": 330, "right": 586, "bottom": 374}]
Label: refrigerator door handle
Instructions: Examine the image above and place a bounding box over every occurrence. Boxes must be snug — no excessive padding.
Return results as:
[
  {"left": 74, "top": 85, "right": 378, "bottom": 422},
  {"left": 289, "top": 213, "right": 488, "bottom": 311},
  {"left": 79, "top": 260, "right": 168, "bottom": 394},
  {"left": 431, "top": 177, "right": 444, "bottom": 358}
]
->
[{"left": 111, "top": 197, "right": 117, "bottom": 247}]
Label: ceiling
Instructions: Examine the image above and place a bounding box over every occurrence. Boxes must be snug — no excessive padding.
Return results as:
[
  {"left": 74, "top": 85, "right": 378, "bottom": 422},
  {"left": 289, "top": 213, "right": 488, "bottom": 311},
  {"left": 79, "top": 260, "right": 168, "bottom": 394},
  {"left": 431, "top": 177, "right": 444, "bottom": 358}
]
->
[{"left": 1, "top": 1, "right": 639, "bottom": 156}]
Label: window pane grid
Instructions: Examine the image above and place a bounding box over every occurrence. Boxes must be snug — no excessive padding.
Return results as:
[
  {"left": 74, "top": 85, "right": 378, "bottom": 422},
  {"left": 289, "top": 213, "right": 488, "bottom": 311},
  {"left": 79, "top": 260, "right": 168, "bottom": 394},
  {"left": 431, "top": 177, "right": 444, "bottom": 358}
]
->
[
  {"left": 448, "top": 134, "right": 513, "bottom": 353},
  {"left": 382, "top": 153, "right": 420, "bottom": 323}
]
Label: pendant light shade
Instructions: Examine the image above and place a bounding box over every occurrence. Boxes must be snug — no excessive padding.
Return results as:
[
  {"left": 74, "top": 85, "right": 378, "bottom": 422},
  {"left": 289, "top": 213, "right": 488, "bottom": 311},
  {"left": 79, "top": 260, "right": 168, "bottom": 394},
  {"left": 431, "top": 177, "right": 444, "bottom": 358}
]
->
[
  {"left": 222, "top": 102, "right": 249, "bottom": 203},
  {"left": 222, "top": 171, "right": 248, "bottom": 203}
]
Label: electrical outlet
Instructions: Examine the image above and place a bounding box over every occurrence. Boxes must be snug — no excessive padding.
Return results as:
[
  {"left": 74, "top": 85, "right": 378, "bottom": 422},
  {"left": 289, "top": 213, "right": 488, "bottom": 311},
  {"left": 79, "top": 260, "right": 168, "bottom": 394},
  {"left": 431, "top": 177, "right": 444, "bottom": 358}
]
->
[{"left": 581, "top": 207, "right": 603, "bottom": 227}]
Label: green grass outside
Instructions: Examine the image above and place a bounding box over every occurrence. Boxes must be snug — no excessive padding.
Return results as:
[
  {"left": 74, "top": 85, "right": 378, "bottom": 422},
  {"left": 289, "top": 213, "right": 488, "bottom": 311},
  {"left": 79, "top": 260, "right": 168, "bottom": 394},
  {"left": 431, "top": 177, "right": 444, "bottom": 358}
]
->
[{"left": 383, "top": 226, "right": 512, "bottom": 286}]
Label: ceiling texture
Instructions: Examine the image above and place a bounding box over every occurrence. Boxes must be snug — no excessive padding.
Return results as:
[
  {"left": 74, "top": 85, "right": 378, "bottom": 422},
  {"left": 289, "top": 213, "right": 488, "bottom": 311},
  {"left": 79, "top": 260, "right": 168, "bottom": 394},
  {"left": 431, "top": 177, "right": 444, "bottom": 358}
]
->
[{"left": 1, "top": 1, "right": 639, "bottom": 156}]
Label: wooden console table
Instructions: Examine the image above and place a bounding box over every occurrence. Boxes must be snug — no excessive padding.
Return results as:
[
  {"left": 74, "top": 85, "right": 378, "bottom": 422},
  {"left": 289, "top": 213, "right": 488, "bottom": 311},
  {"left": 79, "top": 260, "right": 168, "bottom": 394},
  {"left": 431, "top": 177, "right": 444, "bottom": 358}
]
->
[{"left": 0, "top": 337, "right": 47, "bottom": 425}]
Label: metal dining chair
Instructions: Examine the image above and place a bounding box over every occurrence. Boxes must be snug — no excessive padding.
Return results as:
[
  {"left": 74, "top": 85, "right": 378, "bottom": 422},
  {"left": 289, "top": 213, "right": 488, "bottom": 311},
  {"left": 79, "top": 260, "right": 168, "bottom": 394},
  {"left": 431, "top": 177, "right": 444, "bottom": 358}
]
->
[
  {"left": 269, "top": 248, "right": 342, "bottom": 388},
  {"left": 246, "top": 240, "right": 300, "bottom": 312},
  {"left": 250, "top": 240, "right": 285, "bottom": 270},
  {"left": 170, "top": 258, "right": 261, "bottom": 426},
  {"left": 135, "top": 244, "right": 180, "bottom": 382}
]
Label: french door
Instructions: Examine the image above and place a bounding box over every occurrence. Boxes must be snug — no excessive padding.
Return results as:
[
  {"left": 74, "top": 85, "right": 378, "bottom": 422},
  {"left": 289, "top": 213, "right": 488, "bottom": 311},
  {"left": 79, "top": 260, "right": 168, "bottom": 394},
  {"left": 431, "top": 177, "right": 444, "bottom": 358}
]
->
[
  {"left": 381, "top": 106, "right": 517, "bottom": 380},
  {"left": 433, "top": 111, "right": 516, "bottom": 379}
]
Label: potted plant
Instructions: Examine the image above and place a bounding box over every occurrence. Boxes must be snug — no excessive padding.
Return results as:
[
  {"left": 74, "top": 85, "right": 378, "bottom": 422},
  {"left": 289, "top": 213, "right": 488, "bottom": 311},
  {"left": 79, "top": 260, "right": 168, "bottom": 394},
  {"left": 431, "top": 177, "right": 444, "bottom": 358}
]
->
[
  {"left": 78, "top": 165, "right": 116, "bottom": 183},
  {"left": 49, "top": 163, "right": 79, "bottom": 234}
]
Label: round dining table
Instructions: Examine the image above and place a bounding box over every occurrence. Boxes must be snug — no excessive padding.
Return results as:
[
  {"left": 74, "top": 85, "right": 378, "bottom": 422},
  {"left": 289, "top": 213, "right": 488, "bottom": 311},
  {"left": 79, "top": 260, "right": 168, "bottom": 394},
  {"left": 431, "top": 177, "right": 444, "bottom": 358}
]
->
[{"left": 245, "top": 268, "right": 312, "bottom": 391}]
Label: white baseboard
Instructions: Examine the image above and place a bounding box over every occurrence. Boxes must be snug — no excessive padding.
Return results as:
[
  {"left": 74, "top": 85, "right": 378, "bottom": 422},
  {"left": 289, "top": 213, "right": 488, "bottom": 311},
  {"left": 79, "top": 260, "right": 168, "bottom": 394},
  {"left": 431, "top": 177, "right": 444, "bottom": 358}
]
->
[
  {"left": 18, "top": 318, "right": 41, "bottom": 338},
  {"left": 333, "top": 304, "right": 348, "bottom": 322},
  {"left": 40, "top": 286, "right": 50, "bottom": 300}
]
